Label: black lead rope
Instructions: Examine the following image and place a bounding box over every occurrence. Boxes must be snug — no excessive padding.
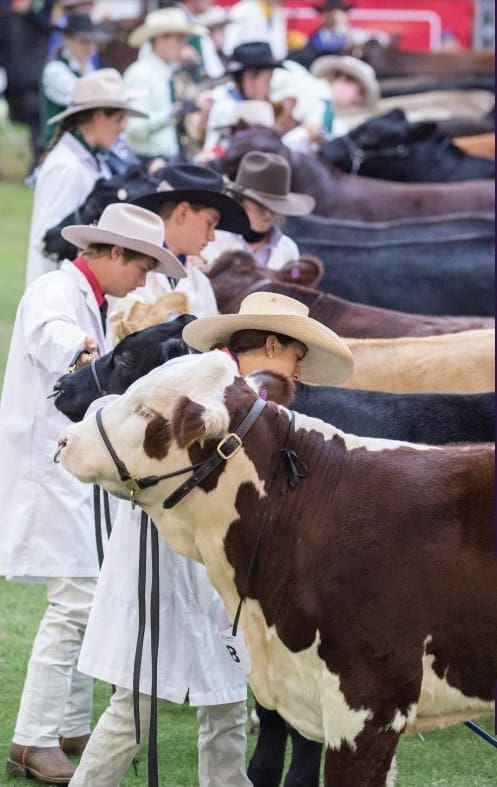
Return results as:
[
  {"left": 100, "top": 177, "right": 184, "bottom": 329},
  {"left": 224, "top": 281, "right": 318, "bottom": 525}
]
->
[
  {"left": 148, "top": 522, "right": 160, "bottom": 787},
  {"left": 232, "top": 411, "right": 308, "bottom": 636},
  {"left": 93, "top": 486, "right": 105, "bottom": 567},
  {"left": 133, "top": 511, "right": 149, "bottom": 746}
]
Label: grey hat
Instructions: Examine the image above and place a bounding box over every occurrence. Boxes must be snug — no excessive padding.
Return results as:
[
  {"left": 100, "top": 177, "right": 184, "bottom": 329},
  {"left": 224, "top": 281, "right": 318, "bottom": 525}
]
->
[
  {"left": 226, "top": 151, "right": 315, "bottom": 216},
  {"left": 48, "top": 68, "right": 148, "bottom": 125}
]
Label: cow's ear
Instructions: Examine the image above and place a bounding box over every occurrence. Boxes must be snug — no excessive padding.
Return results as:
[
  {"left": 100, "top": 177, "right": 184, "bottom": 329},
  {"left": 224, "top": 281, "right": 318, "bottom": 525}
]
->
[
  {"left": 171, "top": 395, "right": 207, "bottom": 448},
  {"left": 246, "top": 370, "right": 295, "bottom": 407}
]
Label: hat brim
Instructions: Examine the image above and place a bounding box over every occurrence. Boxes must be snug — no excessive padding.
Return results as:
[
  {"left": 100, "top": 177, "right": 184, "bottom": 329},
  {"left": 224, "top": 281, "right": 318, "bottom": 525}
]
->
[
  {"left": 227, "top": 184, "right": 315, "bottom": 217},
  {"left": 128, "top": 22, "right": 207, "bottom": 47},
  {"left": 61, "top": 225, "right": 187, "bottom": 279},
  {"left": 226, "top": 59, "right": 283, "bottom": 73},
  {"left": 182, "top": 313, "right": 354, "bottom": 385},
  {"left": 58, "top": 28, "right": 113, "bottom": 43},
  {"left": 132, "top": 189, "right": 250, "bottom": 235},
  {"left": 48, "top": 101, "right": 148, "bottom": 125}
]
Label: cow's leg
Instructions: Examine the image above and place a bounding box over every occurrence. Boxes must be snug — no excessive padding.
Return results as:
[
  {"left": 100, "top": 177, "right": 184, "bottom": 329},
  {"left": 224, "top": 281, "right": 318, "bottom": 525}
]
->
[
  {"left": 324, "top": 728, "right": 399, "bottom": 787},
  {"left": 283, "top": 725, "right": 322, "bottom": 787},
  {"left": 247, "top": 702, "right": 287, "bottom": 787}
]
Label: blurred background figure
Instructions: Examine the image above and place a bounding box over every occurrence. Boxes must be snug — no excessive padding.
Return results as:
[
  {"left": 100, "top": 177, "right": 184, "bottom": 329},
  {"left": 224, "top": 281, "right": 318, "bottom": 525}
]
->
[
  {"left": 310, "top": 54, "right": 380, "bottom": 110},
  {"left": 124, "top": 7, "right": 209, "bottom": 165},
  {"left": 39, "top": 11, "right": 112, "bottom": 151},
  {"left": 203, "top": 41, "right": 280, "bottom": 151},
  {"left": 195, "top": 4, "right": 230, "bottom": 79},
  {"left": 46, "top": 0, "right": 98, "bottom": 58},
  {"left": 0, "top": 0, "right": 58, "bottom": 170},
  {"left": 223, "top": 0, "right": 287, "bottom": 60},
  {"left": 290, "top": 0, "right": 391, "bottom": 70}
]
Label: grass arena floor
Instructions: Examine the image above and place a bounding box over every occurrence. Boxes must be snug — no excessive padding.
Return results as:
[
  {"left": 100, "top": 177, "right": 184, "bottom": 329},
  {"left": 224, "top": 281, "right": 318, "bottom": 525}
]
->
[{"left": 0, "top": 179, "right": 495, "bottom": 786}]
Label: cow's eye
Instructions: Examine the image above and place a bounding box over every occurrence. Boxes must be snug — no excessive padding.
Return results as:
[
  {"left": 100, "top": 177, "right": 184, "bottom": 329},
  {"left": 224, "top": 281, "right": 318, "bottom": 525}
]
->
[
  {"left": 117, "top": 352, "right": 134, "bottom": 368},
  {"left": 133, "top": 404, "right": 155, "bottom": 420}
]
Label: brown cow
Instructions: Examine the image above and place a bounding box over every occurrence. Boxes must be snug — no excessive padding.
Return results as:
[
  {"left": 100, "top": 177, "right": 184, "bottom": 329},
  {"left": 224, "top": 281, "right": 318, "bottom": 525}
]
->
[
  {"left": 207, "top": 251, "right": 495, "bottom": 339},
  {"left": 342, "top": 329, "right": 495, "bottom": 393},
  {"left": 57, "top": 351, "right": 496, "bottom": 787}
]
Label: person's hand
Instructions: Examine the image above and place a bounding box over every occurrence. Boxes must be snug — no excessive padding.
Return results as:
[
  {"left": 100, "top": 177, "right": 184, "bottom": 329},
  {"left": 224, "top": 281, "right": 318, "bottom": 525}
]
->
[
  {"left": 76, "top": 337, "right": 99, "bottom": 368},
  {"left": 185, "top": 254, "right": 210, "bottom": 273},
  {"left": 195, "top": 90, "right": 214, "bottom": 113},
  {"left": 180, "top": 44, "right": 201, "bottom": 65}
]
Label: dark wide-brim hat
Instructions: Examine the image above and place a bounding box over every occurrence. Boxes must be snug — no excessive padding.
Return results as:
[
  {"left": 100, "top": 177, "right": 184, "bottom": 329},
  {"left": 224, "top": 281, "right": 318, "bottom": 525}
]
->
[
  {"left": 227, "top": 151, "right": 315, "bottom": 216},
  {"left": 133, "top": 165, "right": 250, "bottom": 235},
  {"left": 226, "top": 41, "right": 283, "bottom": 74},
  {"left": 312, "top": 0, "right": 354, "bottom": 12},
  {"left": 55, "top": 13, "right": 113, "bottom": 43}
]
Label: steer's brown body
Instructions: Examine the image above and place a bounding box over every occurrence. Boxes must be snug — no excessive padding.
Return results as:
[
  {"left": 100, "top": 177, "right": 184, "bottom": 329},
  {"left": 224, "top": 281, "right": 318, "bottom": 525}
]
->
[{"left": 58, "top": 352, "right": 496, "bottom": 787}]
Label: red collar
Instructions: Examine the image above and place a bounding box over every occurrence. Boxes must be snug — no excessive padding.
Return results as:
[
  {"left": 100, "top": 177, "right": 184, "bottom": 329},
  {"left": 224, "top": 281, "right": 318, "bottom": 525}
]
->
[{"left": 72, "top": 257, "right": 106, "bottom": 308}]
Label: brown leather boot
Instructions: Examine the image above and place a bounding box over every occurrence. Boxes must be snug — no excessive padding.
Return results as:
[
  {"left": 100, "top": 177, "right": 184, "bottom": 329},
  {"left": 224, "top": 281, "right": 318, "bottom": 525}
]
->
[
  {"left": 6, "top": 743, "right": 75, "bottom": 784},
  {"left": 59, "top": 733, "right": 91, "bottom": 757}
]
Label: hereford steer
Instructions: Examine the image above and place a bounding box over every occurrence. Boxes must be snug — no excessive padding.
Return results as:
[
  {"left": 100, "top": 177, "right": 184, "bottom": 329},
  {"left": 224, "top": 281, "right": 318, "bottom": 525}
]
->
[
  {"left": 342, "top": 329, "right": 494, "bottom": 393},
  {"left": 57, "top": 351, "right": 496, "bottom": 787}
]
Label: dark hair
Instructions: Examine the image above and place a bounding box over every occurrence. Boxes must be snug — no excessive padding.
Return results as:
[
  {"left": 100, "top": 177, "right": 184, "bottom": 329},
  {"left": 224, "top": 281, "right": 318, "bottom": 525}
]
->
[
  {"left": 158, "top": 202, "right": 215, "bottom": 219},
  {"left": 42, "top": 107, "right": 123, "bottom": 161},
  {"left": 212, "top": 329, "right": 297, "bottom": 353},
  {"left": 81, "top": 244, "right": 156, "bottom": 264}
]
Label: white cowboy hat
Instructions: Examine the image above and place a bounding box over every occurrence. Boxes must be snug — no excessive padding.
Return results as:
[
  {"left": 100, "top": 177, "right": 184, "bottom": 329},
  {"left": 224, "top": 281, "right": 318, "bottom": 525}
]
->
[
  {"left": 48, "top": 68, "right": 148, "bottom": 124},
  {"left": 310, "top": 55, "right": 380, "bottom": 108},
  {"left": 61, "top": 203, "right": 187, "bottom": 279},
  {"left": 195, "top": 6, "right": 230, "bottom": 29},
  {"left": 182, "top": 291, "right": 354, "bottom": 385},
  {"left": 128, "top": 8, "right": 207, "bottom": 47}
]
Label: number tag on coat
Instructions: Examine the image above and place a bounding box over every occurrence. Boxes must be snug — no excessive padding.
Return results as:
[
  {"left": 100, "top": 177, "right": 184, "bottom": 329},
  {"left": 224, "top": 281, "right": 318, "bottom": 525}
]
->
[{"left": 220, "top": 626, "right": 251, "bottom": 675}]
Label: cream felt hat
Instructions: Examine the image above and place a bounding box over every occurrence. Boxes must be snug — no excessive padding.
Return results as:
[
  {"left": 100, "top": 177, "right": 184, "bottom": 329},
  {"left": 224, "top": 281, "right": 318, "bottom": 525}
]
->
[
  {"left": 128, "top": 8, "right": 207, "bottom": 47},
  {"left": 182, "top": 292, "right": 354, "bottom": 384},
  {"left": 48, "top": 68, "right": 148, "bottom": 124},
  {"left": 62, "top": 203, "right": 187, "bottom": 279},
  {"left": 310, "top": 55, "right": 380, "bottom": 108}
]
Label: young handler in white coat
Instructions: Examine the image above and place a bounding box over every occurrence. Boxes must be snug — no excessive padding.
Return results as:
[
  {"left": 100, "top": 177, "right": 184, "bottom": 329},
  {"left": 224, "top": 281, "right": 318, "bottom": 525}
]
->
[
  {"left": 0, "top": 203, "right": 184, "bottom": 785},
  {"left": 25, "top": 68, "right": 147, "bottom": 286},
  {"left": 69, "top": 164, "right": 253, "bottom": 787},
  {"left": 202, "top": 150, "right": 315, "bottom": 270}
]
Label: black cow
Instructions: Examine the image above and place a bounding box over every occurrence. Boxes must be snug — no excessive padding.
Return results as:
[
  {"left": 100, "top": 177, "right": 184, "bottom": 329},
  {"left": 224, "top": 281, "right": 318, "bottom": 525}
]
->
[
  {"left": 318, "top": 109, "right": 495, "bottom": 182},
  {"left": 53, "top": 316, "right": 196, "bottom": 422}
]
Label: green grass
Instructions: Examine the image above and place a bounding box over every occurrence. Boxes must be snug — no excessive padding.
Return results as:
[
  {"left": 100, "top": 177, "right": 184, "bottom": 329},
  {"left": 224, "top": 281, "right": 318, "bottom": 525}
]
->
[{"left": 0, "top": 182, "right": 495, "bottom": 785}]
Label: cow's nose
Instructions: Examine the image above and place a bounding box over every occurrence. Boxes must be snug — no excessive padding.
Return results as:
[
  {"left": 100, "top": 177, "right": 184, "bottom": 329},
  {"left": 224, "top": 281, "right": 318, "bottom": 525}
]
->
[{"left": 54, "top": 436, "right": 67, "bottom": 464}]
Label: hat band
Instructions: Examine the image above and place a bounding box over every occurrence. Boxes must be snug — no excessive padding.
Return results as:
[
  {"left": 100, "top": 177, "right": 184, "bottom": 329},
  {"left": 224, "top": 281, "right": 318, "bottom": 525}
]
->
[{"left": 231, "top": 183, "right": 291, "bottom": 202}]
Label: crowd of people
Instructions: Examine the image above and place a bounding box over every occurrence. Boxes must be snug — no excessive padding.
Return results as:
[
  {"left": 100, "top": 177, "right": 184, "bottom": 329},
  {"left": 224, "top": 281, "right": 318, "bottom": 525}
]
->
[{"left": 0, "top": 1, "right": 383, "bottom": 785}]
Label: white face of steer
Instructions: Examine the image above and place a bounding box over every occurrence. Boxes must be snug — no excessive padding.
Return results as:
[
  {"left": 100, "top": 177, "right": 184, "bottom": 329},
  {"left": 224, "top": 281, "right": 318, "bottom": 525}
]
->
[{"left": 57, "top": 351, "right": 246, "bottom": 557}]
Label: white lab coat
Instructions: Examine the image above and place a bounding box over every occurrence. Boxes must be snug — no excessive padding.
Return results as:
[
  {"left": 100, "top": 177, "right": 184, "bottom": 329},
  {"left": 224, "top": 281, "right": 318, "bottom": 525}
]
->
[
  {"left": 25, "top": 133, "right": 109, "bottom": 286},
  {"left": 0, "top": 262, "right": 114, "bottom": 580},
  {"left": 78, "top": 504, "right": 248, "bottom": 705},
  {"left": 203, "top": 228, "right": 299, "bottom": 271},
  {"left": 79, "top": 271, "right": 247, "bottom": 703}
]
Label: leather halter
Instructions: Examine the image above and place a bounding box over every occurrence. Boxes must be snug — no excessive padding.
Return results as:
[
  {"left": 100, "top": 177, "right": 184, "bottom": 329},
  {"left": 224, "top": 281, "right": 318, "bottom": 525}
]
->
[
  {"left": 94, "top": 396, "right": 267, "bottom": 509},
  {"left": 340, "top": 133, "right": 410, "bottom": 175}
]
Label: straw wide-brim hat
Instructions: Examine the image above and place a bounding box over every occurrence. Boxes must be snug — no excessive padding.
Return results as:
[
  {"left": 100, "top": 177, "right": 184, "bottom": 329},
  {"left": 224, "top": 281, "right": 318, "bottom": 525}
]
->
[
  {"left": 48, "top": 68, "right": 148, "bottom": 124},
  {"left": 182, "top": 292, "right": 354, "bottom": 385},
  {"left": 62, "top": 202, "right": 187, "bottom": 279},
  {"left": 226, "top": 151, "right": 315, "bottom": 216},
  {"left": 128, "top": 8, "right": 207, "bottom": 47},
  {"left": 195, "top": 6, "right": 230, "bottom": 29},
  {"left": 310, "top": 55, "right": 380, "bottom": 108}
]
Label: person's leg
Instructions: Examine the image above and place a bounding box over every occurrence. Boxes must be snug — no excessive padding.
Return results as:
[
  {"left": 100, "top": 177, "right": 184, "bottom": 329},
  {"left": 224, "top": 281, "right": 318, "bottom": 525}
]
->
[
  {"left": 197, "top": 700, "right": 252, "bottom": 787},
  {"left": 247, "top": 702, "right": 288, "bottom": 787},
  {"left": 69, "top": 687, "right": 150, "bottom": 787},
  {"left": 284, "top": 725, "right": 322, "bottom": 787},
  {"left": 8, "top": 577, "right": 96, "bottom": 781}
]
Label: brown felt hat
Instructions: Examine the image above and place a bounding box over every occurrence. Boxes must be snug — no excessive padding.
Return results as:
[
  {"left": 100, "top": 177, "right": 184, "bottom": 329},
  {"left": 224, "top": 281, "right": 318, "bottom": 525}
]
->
[{"left": 226, "top": 151, "right": 315, "bottom": 216}]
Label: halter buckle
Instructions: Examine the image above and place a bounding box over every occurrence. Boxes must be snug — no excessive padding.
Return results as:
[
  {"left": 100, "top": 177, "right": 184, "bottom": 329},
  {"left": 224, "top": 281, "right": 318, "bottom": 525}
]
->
[
  {"left": 125, "top": 478, "right": 141, "bottom": 509},
  {"left": 217, "top": 433, "right": 242, "bottom": 460}
]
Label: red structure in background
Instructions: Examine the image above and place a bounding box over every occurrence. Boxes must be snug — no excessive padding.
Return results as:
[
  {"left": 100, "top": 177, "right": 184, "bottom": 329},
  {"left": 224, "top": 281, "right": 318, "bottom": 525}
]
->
[{"left": 217, "top": 0, "right": 479, "bottom": 51}]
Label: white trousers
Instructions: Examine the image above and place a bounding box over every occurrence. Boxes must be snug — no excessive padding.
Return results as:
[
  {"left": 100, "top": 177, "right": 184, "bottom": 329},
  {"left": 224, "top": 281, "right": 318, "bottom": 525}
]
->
[
  {"left": 69, "top": 686, "right": 253, "bottom": 787},
  {"left": 13, "top": 576, "right": 97, "bottom": 747}
]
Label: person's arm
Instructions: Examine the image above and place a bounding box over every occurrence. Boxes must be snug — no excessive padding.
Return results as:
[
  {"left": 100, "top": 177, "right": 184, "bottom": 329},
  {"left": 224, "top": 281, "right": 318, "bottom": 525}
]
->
[{"left": 41, "top": 59, "right": 78, "bottom": 106}]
